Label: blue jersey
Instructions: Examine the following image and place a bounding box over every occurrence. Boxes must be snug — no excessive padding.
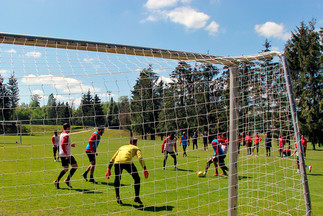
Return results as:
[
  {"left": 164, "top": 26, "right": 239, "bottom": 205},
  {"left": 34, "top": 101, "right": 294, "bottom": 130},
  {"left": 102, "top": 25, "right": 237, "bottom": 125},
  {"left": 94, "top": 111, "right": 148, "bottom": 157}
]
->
[
  {"left": 85, "top": 131, "right": 101, "bottom": 152},
  {"left": 181, "top": 135, "right": 189, "bottom": 146},
  {"left": 211, "top": 139, "right": 223, "bottom": 156}
]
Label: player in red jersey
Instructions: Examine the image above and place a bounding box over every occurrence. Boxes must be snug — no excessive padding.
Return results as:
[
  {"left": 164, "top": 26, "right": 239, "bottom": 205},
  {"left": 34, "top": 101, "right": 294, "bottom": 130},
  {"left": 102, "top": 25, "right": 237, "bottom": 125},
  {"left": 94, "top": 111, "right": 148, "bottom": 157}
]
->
[
  {"left": 278, "top": 135, "right": 285, "bottom": 158},
  {"left": 291, "top": 141, "right": 312, "bottom": 174},
  {"left": 301, "top": 135, "right": 307, "bottom": 158},
  {"left": 82, "top": 126, "right": 105, "bottom": 184},
  {"left": 161, "top": 132, "right": 178, "bottom": 170},
  {"left": 53, "top": 123, "right": 78, "bottom": 189},
  {"left": 252, "top": 133, "right": 262, "bottom": 156},
  {"left": 52, "top": 130, "right": 60, "bottom": 162},
  {"left": 245, "top": 132, "right": 252, "bottom": 155}
]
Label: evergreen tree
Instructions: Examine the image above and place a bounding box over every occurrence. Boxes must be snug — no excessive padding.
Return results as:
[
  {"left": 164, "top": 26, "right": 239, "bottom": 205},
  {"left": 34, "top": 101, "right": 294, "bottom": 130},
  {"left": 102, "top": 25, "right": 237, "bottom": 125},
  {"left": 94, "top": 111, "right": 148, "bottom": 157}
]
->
[
  {"left": 107, "top": 97, "right": 119, "bottom": 128},
  {"left": 118, "top": 96, "right": 131, "bottom": 130},
  {"left": 131, "top": 65, "right": 158, "bottom": 139},
  {"left": 7, "top": 72, "right": 19, "bottom": 120},
  {"left": 93, "top": 94, "right": 105, "bottom": 126},
  {"left": 47, "top": 93, "right": 57, "bottom": 125},
  {"left": 284, "top": 19, "right": 323, "bottom": 148},
  {"left": 80, "top": 90, "right": 95, "bottom": 126},
  {"left": 0, "top": 75, "right": 10, "bottom": 121}
]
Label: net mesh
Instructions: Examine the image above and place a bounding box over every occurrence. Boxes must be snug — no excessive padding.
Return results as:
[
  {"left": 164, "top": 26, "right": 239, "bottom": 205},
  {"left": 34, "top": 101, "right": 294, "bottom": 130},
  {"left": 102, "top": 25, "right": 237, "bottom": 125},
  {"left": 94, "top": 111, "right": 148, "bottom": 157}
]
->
[{"left": 0, "top": 34, "right": 307, "bottom": 215}]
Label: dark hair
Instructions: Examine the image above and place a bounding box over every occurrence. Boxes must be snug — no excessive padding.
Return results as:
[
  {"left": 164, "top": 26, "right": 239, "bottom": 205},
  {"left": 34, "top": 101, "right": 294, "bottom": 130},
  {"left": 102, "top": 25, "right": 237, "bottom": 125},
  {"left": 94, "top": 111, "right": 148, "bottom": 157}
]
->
[
  {"left": 63, "top": 123, "right": 70, "bottom": 130},
  {"left": 98, "top": 125, "right": 105, "bottom": 130},
  {"left": 130, "top": 137, "right": 138, "bottom": 145}
]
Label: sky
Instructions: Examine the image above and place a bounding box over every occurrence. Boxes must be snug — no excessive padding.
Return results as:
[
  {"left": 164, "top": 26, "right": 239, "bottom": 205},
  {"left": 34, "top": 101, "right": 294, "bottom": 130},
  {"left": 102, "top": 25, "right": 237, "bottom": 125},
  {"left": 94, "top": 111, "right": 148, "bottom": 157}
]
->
[{"left": 0, "top": 0, "right": 322, "bottom": 106}]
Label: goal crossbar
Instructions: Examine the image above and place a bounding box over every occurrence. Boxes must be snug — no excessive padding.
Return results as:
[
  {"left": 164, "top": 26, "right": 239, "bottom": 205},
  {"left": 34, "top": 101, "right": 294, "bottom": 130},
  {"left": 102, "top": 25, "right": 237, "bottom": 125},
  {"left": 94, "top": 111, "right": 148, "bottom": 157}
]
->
[{"left": 0, "top": 32, "right": 281, "bottom": 66}]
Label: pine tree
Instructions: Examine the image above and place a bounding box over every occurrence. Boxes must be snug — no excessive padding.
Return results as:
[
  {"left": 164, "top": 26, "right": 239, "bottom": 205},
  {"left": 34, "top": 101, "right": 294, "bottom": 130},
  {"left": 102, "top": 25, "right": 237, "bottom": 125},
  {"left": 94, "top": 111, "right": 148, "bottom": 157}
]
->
[
  {"left": 47, "top": 93, "right": 57, "bottom": 125},
  {"left": 0, "top": 75, "right": 10, "bottom": 121},
  {"left": 93, "top": 94, "right": 105, "bottom": 126},
  {"left": 7, "top": 72, "right": 19, "bottom": 120},
  {"left": 284, "top": 19, "right": 323, "bottom": 148}
]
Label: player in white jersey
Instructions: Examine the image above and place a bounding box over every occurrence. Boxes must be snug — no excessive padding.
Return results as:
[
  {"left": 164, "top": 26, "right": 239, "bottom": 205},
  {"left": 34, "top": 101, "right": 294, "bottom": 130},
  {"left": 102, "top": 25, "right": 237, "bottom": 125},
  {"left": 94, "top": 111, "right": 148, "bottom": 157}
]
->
[
  {"left": 53, "top": 123, "right": 78, "bottom": 189},
  {"left": 52, "top": 130, "right": 60, "bottom": 161},
  {"left": 161, "top": 132, "right": 178, "bottom": 170}
]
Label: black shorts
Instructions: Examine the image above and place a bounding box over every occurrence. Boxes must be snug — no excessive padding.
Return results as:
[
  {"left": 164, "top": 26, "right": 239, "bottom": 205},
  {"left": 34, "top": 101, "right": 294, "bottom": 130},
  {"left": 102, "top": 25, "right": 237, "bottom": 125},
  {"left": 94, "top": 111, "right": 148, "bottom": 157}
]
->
[
  {"left": 86, "top": 151, "right": 96, "bottom": 162},
  {"left": 60, "top": 156, "right": 77, "bottom": 167}
]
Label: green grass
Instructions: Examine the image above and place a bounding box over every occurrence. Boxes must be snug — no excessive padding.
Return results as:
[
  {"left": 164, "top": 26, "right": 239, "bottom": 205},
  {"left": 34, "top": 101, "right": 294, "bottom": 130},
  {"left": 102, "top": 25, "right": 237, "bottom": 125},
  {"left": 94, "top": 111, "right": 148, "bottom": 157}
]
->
[{"left": 0, "top": 129, "right": 321, "bottom": 215}]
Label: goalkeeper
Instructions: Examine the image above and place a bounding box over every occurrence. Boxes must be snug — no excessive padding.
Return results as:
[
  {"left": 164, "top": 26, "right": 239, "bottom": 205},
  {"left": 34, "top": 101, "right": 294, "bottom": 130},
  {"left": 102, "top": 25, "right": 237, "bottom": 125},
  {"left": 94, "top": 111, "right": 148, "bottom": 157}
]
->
[{"left": 106, "top": 138, "right": 148, "bottom": 205}]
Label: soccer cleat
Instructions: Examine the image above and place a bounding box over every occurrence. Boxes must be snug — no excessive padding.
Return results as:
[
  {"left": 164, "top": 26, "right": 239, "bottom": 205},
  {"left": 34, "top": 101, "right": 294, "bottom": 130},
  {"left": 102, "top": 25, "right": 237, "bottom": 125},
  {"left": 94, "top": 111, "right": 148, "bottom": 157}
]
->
[
  {"left": 116, "top": 197, "right": 123, "bottom": 205},
  {"left": 174, "top": 166, "right": 178, "bottom": 169},
  {"left": 89, "top": 178, "right": 98, "bottom": 184},
  {"left": 220, "top": 172, "right": 227, "bottom": 176},
  {"left": 64, "top": 179, "right": 72, "bottom": 188},
  {"left": 213, "top": 173, "right": 218, "bottom": 176},
  {"left": 309, "top": 166, "right": 312, "bottom": 173},
  {"left": 296, "top": 170, "right": 300, "bottom": 174},
  {"left": 82, "top": 173, "right": 88, "bottom": 181},
  {"left": 53, "top": 180, "right": 60, "bottom": 189},
  {"left": 162, "top": 167, "right": 165, "bottom": 170},
  {"left": 134, "top": 197, "right": 143, "bottom": 205}
]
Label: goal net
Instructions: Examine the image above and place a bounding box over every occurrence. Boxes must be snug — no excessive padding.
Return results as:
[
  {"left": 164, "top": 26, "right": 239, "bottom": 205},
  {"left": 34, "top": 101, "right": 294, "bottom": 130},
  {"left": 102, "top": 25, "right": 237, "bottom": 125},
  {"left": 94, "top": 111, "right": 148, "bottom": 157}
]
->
[{"left": 0, "top": 33, "right": 310, "bottom": 215}]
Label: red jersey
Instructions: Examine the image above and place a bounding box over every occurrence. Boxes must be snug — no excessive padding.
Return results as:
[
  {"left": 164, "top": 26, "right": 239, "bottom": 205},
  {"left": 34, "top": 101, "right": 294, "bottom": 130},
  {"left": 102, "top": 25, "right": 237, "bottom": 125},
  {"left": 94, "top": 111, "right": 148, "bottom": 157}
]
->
[
  {"left": 52, "top": 135, "right": 59, "bottom": 147},
  {"left": 58, "top": 131, "right": 71, "bottom": 157},
  {"left": 279, "top": 138, "right": 285, "bottom": 148},
  {"left": 245, "top": 135, "right": 252, "bottom": 144},
  {"left": 254, "top": 136, "right": 263, "bottom": 144},
  {"left": 301, "top": 138, "right": 307, "bottom": 148},
  {"left": 162, "top": 136, "right": 177, "bottom": 152}
]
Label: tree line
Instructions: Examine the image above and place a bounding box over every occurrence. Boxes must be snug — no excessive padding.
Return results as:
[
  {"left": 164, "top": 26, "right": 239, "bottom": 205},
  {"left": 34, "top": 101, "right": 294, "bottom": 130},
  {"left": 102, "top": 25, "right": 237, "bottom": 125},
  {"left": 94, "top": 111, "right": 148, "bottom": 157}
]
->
[{"left": 0, "top": 21, "right": 322, "bottom": 146}]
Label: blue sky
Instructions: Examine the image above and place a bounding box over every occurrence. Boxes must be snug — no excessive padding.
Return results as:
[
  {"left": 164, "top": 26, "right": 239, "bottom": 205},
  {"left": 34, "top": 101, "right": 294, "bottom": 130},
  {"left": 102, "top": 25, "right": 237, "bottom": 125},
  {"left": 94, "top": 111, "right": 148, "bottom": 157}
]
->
[{"left": 0, "top": 0, "right": 322, "bottom": 106}]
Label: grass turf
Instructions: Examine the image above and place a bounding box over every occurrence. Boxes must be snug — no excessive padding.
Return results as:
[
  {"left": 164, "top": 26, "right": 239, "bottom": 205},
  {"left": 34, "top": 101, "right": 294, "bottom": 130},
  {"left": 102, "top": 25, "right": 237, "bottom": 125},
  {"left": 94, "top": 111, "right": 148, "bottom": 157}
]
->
[{"left": 0, "top": 128, "right": 321, "bottom": 215}]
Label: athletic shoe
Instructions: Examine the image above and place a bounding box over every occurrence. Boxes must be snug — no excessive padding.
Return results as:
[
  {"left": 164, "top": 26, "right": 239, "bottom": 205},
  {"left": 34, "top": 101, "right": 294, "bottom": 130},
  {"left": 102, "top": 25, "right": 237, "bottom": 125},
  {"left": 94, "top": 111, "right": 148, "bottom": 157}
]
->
[
  {"left": 89, "top": 178, "right": 98, "bottom": 184},
  {"left": 134, "top": 197, "right": 143, "bottom": 205},
  {"left": 162, "top": 167, "right": 165, "bottom": 170},
  {"left": 64, "top": 179, "right": 72, "bottom": 188},
  {"left": 309, "top": 166, "right": 312, "bottom": 173},
  {"left": 182, "top": 155, "right": 184, "bottom": 157},
  {"left": 174, "top": 166, "right": 178, "bottom": 169},
  {"left": 213, "top": 173, "right": 218, "bottom": 176},
  {"left": 296, "top": 170, "right": 300, "bottom": 174},
  {"left": 116, "top": 197, "right": 123, "bottom": 205},
  {"left": 56, "top": 158, "right": 60, "bottom": 162},
  {"left": 82, "top": 173, "right": 88, "bottom": 181},
  {"left": 53, "top": 180, "right": 60, "bottom": 189},
  {"left": 220, "top": 172, "right": 227, "bottom": 176}
]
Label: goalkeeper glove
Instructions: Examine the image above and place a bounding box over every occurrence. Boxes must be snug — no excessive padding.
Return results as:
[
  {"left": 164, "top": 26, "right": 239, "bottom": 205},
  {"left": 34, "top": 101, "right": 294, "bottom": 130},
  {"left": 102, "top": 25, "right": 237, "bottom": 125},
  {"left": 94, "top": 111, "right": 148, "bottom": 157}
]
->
[
  {"left": 105, "top": 168, "right": 111, "bottom": 179},
  {"left": 144, "top": 168, "right": 149, "bottom": 179}
]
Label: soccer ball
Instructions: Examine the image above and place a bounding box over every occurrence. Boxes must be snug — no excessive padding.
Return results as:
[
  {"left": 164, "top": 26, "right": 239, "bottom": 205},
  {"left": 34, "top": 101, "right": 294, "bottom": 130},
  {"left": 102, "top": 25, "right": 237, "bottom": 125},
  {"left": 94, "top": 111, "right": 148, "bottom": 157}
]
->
[{"left": 198, "top": 171, "right": 206, "bottom": 177}]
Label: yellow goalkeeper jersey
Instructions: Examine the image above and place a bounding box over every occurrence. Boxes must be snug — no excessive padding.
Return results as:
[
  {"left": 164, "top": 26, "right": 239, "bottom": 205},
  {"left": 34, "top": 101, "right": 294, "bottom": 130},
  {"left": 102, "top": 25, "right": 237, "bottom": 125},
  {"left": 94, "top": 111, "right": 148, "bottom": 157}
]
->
[{"left": 109, "top": 144, "right": 146, "bottom": 168}]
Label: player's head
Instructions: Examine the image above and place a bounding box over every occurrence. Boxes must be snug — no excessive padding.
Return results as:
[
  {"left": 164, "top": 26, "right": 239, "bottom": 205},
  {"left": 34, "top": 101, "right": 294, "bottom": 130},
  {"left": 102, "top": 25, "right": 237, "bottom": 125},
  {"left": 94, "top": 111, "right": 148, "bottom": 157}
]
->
[
  {"left": 54, "top": 130, "right": 58, "bottom": 136},
  {"left": 98, "top": 125, "right": 105, "bottom": 135},
  {"left": 63, "top": 123, "right": 71, "bottom": 132},
  {"left": 183, "top": 132, "right": 186, "bottom": 136},
  {"left": 301, "top": 135, "right": 304, "bottom": 139},
  {"left": 194, "top": 131, "right": 197, "bottom": 135},
  {"left": 222, "top": 133, "right": 226, "bottom": 139},
  {"left": 130, "top": 137, "right": 138, "bottom": 146},
  {"left": 169, "top": 132, "right": 175, "bottom": 139}
]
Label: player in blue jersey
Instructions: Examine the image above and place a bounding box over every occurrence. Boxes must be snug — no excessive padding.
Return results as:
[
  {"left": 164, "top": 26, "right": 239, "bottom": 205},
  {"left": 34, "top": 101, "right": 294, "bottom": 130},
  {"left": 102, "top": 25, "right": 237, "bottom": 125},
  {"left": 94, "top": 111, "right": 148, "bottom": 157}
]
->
[
  {"left": 201, "top": 136, "right": 228, "bottom": 176},
  {"left": 180, "top": 132, "right": 190, "bottom": 157},
  {"left": 82, "top": 126, "right": 105, "bottom": 184}
]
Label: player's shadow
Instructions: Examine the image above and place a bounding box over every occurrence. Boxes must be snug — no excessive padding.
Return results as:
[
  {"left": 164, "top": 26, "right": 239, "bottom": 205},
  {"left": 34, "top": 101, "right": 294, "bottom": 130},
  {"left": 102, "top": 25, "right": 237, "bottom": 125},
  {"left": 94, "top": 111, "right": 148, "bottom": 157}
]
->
[
  {"left": 170, "top": 168, "right": 195, "bottom": 172},
  {"left": 60, "top": 188, "right": 103, "bottom": 194},
  {"left": 307, "top": 173, "right": 323, "bottom": 176},
  {"left": 239, "top": 176, "right": 252, "bottom": 180},
  {"left": 121, "top": 203, "right": 174, "bottom": 212},
  {"left": 101, "top": 182, "right": 130, "bottom": 187}
]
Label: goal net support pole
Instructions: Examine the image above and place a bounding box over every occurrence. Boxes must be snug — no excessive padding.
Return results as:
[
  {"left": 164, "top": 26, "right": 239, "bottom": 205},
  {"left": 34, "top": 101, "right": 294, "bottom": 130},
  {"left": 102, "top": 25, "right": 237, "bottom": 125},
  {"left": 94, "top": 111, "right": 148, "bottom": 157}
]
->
[{"left": 281, "top": 55, "right": 312, "bottom": 215}]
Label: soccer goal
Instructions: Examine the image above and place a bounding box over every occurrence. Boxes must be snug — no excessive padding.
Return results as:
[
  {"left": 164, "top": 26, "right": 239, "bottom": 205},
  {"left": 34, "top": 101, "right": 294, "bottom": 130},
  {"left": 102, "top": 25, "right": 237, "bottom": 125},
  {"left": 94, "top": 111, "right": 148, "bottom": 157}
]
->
[
  {"left": 0, "top": 33, "right": 311, "bottom": 215},
  {"left": 0, "top": 120, "right": 22, "bottom": 144}
]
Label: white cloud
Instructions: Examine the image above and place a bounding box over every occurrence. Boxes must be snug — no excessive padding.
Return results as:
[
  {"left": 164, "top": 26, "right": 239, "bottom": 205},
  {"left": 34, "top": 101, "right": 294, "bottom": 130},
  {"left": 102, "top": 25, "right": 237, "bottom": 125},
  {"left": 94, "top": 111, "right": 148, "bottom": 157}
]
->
[
  {"left": 166, "top": 6, "right": 210, "bottom": 29},
  {"left": 21, "top": 74, "right": 100, "bottom": 94},
  {"left": 5, "top": 49, "right": 16, "bottom": 54},
  {"left": 32, "top": 89, "right": 45, "bottom": 98},
  {"left": 145, "top": 0, "right": 179, "bottom": 9},
  {"left": 158, "top": 75, "right": 173, "bottom": 84},
  {"left": 255, "top": 21, "right": 290, "bottom": 40},
  {"left": 0, "top": 69, "right": 8, "bottom": 75},
  {"left": 25, "top": 52, "right": 42, "bottom": 58},
  {"left": 205, "top": 21, "right": 220, "bottom": 34}
]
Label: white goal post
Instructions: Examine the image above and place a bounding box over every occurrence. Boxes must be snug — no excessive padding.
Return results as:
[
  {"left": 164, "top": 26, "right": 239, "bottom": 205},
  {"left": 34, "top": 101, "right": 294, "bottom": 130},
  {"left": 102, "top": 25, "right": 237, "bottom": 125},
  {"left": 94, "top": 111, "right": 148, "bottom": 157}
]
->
[{"left": 0, "top": 32, "right": 311, "bottom": 215}]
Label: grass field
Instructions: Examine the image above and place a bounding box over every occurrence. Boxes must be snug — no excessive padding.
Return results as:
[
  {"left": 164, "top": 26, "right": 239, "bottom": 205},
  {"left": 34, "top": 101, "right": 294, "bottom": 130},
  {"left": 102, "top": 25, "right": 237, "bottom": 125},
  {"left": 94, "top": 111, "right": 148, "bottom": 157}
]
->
[{"left": 0, "top": 127, "right": 321, "bottom": 215}]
